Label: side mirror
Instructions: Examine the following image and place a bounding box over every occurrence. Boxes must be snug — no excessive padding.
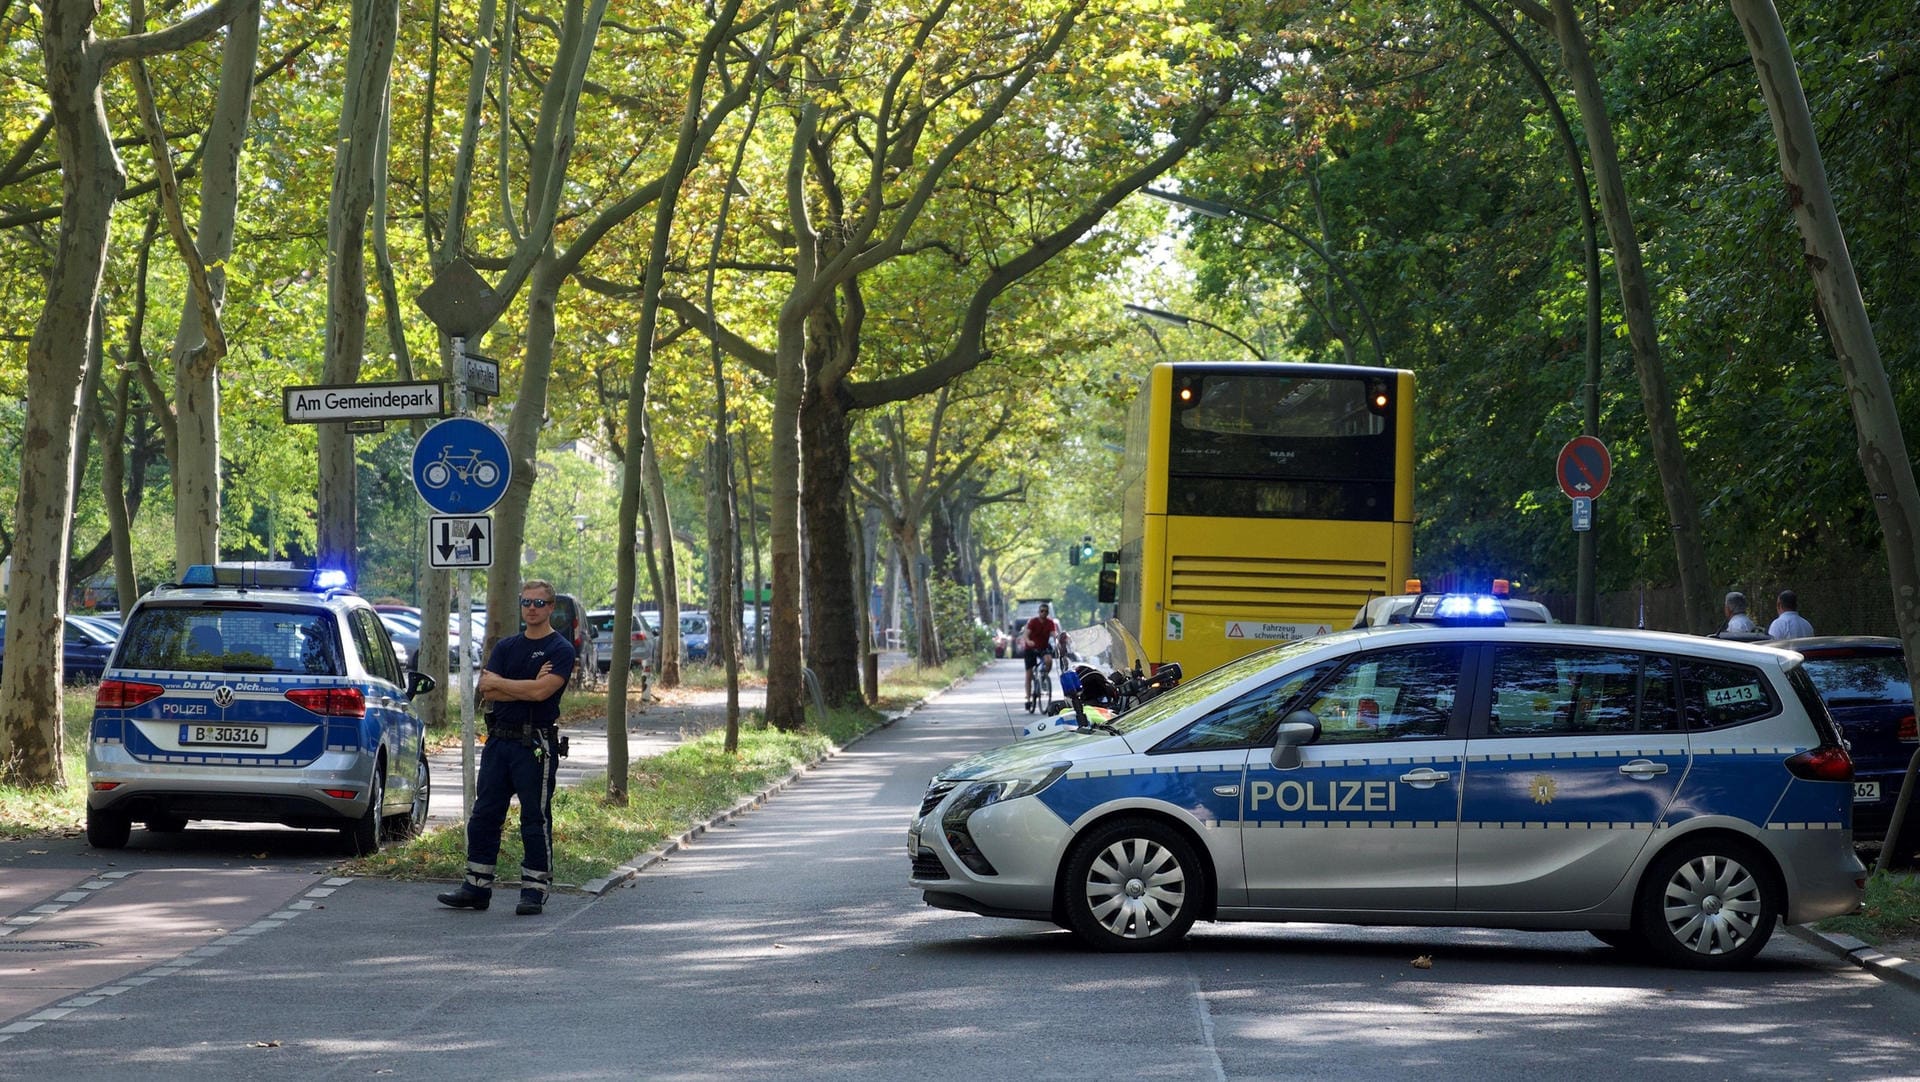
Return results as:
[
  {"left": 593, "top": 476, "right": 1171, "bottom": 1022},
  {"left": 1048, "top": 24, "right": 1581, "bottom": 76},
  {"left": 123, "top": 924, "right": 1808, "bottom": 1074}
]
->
[
  {"left": 1097, "top": 569, "right": 1118, "bottom": 604},
  {"left": 407, "top": 670, "right": 438, "bottom": 701},
  {"left": 1269, "top": 711, "right": 1320, "bottom": 770}
]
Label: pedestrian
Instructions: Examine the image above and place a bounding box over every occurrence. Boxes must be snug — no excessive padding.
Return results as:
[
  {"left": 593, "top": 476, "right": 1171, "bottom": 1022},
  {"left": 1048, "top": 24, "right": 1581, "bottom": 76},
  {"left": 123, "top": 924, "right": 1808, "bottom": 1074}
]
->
[
  {"left": 437, "top": 578, "right": 576, "bottom": 916},
  {"left": 1768, "top": 589, "right": 1815, "bottom": 638},
  {"left": 1722, "top": 590, "right": 1758, "bottom": 635}
]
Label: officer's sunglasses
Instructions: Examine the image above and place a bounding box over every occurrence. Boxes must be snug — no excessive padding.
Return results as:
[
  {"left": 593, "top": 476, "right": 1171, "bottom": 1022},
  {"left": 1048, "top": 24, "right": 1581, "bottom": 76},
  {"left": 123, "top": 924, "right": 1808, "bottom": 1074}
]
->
[{"left": 519, "top": 597, "right": 551, "bottom": 608}]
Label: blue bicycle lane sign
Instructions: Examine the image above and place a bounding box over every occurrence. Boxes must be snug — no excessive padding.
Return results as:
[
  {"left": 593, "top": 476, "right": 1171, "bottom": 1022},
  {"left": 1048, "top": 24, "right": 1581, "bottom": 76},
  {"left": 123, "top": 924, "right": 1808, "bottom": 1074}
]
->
[{"left": 412, "top": 417, "right": 511, "bottom": 514}]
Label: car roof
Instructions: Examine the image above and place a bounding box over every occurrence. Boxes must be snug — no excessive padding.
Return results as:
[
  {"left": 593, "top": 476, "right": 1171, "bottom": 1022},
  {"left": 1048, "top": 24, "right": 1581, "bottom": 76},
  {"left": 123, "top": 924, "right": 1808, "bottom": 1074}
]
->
[
  {"left": 1318, "top": 621, "right": 1803, "bottom": 663},
  {"left": 1772, "top": 635, "right": 1904, "bottom": 660}
]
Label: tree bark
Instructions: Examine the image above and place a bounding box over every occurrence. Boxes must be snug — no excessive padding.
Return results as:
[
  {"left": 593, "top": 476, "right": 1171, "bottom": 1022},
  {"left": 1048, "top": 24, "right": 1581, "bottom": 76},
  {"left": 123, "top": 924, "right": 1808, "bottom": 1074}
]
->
[
  {"left": 317, "top": 0, "right": 400, "bottom": 579},
  {"left": 1727, "top": 0, "right": 1920, "bottom": 863},
  {"left": 1530, "top": 0, "right": 1717, "bottom": 633},
  {"left": 800, "top": 361, "right": 862, "bottom": 706}
]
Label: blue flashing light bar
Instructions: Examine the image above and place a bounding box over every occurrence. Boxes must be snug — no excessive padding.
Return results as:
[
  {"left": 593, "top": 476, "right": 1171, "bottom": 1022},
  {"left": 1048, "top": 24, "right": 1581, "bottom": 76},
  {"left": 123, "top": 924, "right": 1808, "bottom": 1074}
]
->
[
  {"left": 1412, "top": 593, "right": 1508, "bottom": 626},
  {"left": 179, "top": 563, "right": 351, "bottom": 592}
]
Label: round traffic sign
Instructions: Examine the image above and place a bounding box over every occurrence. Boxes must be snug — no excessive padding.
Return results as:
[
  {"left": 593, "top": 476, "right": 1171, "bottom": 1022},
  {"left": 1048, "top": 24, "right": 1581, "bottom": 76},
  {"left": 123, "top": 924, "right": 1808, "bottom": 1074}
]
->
[
  {"left": 412, "top": 417, "right": 511, "bottom": 514},
  {"left": 1556, "top": 435, "right": 1611, "bottom": 500}
]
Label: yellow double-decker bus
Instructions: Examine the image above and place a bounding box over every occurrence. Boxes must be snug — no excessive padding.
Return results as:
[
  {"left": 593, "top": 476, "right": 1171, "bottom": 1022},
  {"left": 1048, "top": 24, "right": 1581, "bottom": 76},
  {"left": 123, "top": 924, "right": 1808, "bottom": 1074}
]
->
[{"left": 1113, "top": 362, "right": 1415, "bottom": 676}]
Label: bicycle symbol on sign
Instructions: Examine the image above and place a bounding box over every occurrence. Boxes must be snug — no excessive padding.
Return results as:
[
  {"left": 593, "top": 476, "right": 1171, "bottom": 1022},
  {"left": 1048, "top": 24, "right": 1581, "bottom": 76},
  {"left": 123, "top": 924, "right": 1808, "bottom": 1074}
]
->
[{"left": 421, "top": 446, "right": 502, "bottom": 490}]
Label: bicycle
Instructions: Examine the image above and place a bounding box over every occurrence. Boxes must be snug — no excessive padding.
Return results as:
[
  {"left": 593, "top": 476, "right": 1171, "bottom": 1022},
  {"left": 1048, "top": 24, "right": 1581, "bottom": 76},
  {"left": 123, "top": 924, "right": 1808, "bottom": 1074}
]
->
[
  {"left": 421, "top": 446, "right": 501, "bottom": 489},
  {"left": 1025, "top": 648, "right": 1055, "bottom": 714}
]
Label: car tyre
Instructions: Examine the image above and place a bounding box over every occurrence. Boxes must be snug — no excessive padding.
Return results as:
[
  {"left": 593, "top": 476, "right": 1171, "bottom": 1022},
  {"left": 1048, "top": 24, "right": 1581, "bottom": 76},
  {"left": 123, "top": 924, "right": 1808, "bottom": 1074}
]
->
[
  {"left": 1061, "top": 817, "right": 1202, "bottom": 952},
  {"left": 87, "top": 808, "right": 131, "bottom": 849},
  {"left": 385, "top": 753, "right": 430, "bottom": 841},
  {"left": 145, "top": 814, "right": 189, "bottom": 833},
  {"left": 343, "top": 766, "right": 385, "bottom": 856},
  {"left": 1633, "top": 836, "right": 1779, "bottom": 969}
]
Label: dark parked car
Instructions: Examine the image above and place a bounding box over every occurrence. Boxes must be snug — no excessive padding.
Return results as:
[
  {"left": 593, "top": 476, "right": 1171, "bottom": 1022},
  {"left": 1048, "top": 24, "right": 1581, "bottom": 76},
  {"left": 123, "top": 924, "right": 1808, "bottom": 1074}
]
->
[
  {"left": 1778, "top": 636, "right": 1916, "bottom": 849},
  {"left": 0, "top": 612, "right": 120, "bottom": 683}
]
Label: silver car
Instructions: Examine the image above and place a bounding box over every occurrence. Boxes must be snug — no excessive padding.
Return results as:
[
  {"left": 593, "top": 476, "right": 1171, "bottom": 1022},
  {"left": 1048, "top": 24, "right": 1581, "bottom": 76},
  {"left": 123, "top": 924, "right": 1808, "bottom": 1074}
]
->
[{"left": 910, "top": 604, "right": 1865, "bottom": 968}]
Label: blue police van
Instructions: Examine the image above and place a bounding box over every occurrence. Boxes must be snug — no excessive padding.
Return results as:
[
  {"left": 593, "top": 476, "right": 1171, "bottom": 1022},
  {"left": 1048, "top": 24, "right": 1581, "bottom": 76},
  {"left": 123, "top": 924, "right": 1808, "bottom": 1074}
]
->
[
  {"left": 910, "top": 595, "right": 1867, "bottom": 968},
  {"left": 86, "top": 564, "right": 435, "bottom": 854}
]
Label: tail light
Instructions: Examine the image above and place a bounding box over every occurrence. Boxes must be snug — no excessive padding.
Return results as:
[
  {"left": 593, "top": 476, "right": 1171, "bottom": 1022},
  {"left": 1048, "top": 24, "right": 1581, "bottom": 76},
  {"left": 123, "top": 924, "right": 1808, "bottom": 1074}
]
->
[
  {"left": 631, "top": 631, "right": 646, "bottom": 642},
  {"left": 96, "top": 679, "right": 165, "bottom": 710},
  {"left": 1785, "top": 744, "right": 1854, "bottom": 782},
  {"left": 284, "top": 687, "right": 367, "bottom": 717},
  {"left": 1900, "top": 713, "right": 1916, "bottom": 742}
]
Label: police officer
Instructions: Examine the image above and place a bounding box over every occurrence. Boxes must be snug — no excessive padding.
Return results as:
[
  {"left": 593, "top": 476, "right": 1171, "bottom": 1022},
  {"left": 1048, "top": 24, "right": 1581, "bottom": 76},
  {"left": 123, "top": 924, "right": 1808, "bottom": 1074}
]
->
[{"left": 437, "top": 578, "right": 575, "bottom": 916}]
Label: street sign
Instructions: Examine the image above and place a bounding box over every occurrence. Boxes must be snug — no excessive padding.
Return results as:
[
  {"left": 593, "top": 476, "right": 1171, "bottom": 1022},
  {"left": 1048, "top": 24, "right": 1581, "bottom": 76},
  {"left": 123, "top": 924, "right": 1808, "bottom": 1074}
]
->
[
  {"left": 412, "top": 416, "right": 511, "bottom": 514},
  {"left": 462, "top": 353, "right": 500, "bottom": 396},
  {"left": 1556, "top": 435, "right": 1612, "bottom": 500},
  {"left": 283, "top": 380, "right": 445, "bottom": 424},
  {"left": 428, "top": 515, "right": 494, "bottom": 569},
  {"left": 344, "top": 419, "right": 386, "bottom": 435},
  {"left": 1571, "top": 496, "right": 1593, "bottom": 532}
]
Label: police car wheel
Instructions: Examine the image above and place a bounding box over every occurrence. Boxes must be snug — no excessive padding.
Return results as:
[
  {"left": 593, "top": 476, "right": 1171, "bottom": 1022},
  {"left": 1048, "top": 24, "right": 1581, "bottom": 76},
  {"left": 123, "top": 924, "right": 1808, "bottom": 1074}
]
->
[
  {"left": 1062, "top": 818, "right": 1202, "bottom": 951},
  {"left": 1634, "top": 837, "right": 1779, "bottom": 969},
  {"left": 343, "top": 767, "right": 385, "bottom": 856},
  {"left": 86, "top": 808, "right": 131, "bottom": 849}
]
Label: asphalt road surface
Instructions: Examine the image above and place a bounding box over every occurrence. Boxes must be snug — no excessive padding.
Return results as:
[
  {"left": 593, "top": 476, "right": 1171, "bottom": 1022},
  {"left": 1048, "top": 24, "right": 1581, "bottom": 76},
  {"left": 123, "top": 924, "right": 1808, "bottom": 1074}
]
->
[{"left": 4, "top": 659, "right": 1919, "bottom": 1079}]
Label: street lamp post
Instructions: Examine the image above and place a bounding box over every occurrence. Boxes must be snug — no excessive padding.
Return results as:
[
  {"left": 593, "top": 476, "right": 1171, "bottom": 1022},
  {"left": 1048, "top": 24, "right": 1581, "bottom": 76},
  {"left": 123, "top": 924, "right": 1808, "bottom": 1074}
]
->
[
  {"left": 572, "top": 514, "right": 588, "bottom": 601},
  {"left": 1123, "top": 302, "right": 1264, "bottom": 361}
]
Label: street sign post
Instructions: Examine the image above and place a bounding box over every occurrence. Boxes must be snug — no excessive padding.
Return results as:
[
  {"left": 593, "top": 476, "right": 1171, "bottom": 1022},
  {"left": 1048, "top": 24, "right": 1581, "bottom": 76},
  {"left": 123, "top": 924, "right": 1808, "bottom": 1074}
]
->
[
  {"left": 1556, "top": 435, "right": 1612, "bottom": 500},
  {"left": 427, "top": 515, "right": 494, "bottom": 569},
  {"left": 283, "top": 380, "right": 445, "bottom": 424},
  {"left": 411, "top": 416, "right": 511, "bottom": 515}
]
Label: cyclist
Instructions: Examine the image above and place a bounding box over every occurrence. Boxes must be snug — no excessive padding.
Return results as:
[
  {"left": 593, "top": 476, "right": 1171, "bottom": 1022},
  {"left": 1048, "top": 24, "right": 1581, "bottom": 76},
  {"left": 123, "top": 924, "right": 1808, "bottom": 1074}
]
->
[{"left": 1021, "top": 604, "right": 1062, "bottom": 706}]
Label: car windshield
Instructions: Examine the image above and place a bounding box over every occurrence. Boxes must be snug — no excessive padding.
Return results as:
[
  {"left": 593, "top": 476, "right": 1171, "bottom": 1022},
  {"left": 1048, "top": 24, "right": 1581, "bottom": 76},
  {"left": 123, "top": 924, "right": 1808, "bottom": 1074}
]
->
[
  {"left": 1099, "top": 639, "right": 1328, "bottom": 736},
  {"left": 1802, "top": 653, "right": 1913, "bottom": 705},
  {"left": 118, "top": 604, "right": 340, "bottom": 675}
]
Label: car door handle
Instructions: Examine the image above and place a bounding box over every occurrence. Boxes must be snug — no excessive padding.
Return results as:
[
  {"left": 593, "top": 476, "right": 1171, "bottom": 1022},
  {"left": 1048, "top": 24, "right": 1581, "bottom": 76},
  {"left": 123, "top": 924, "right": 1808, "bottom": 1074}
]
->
[
  {"left": 1399, "top": 768, "right": 1451, "bottom": 787},
  {"left": 1619, "top": 759, "right": 1670, "bottom": 780}
]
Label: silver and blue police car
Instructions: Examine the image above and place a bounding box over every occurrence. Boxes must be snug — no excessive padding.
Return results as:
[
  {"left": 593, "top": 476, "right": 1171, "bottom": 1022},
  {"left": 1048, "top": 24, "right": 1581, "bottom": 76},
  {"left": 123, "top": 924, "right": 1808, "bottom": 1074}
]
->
[
  {"left": 909, "top": 595, "right": 1867, "bottom": 968},
  {"left": 86, "top": 564, "right": 436, "bottom": 854}
]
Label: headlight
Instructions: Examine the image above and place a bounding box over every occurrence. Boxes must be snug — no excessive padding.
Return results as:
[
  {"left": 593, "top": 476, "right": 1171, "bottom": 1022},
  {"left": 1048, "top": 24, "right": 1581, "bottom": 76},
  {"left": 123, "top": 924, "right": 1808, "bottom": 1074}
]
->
[
  {"left": 938, "top": 763, "right": 1069, "bottom": 876},
  {"left": 945, "top": 762, "right": 1070, "bottom": 823}
]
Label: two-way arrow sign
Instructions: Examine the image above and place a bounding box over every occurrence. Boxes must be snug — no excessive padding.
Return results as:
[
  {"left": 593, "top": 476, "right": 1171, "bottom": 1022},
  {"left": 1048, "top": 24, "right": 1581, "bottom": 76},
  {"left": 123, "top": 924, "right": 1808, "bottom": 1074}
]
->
[{"left": 428, "top": 515, "right": 493, "bottom": 569}]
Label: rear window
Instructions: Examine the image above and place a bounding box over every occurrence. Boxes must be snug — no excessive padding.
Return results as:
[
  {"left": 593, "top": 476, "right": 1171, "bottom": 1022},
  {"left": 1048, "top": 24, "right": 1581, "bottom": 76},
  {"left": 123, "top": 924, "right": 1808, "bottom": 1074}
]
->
[
  {"left": 1800, "top": 654, "right": 1913, "bottom": 705},
  {"left": 117, "top": 605, "right": 341, "bottom": 675},
  {"left": 1678, "top": 658, "right": 1779, "bottom": 730}
]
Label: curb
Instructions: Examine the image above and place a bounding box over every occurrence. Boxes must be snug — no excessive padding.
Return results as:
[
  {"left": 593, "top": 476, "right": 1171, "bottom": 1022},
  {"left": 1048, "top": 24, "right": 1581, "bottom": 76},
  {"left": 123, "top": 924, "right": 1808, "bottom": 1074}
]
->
[
  {"left": 578, "top": 671, "right": 964, "bottom": 896},
  {"left": 1785, "top": 924, "right": 1920, "bottom": 993}
]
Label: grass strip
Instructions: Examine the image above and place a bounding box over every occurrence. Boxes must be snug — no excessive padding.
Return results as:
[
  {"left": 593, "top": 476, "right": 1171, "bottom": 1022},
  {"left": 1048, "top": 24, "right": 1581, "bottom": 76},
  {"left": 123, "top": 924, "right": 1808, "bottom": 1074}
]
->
[{"left": 1815, "top": 871, "right": 1920, "bottom": 946}]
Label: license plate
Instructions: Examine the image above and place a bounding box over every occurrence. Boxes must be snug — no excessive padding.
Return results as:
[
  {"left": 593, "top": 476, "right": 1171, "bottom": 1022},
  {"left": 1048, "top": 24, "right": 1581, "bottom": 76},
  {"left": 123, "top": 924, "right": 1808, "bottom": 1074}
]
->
[
  {"left": 180, "top": 724, "right": 267, "bottom": 748},
  {"left": 1854, "top": 781, "right": 1881, "bottom": 802}
]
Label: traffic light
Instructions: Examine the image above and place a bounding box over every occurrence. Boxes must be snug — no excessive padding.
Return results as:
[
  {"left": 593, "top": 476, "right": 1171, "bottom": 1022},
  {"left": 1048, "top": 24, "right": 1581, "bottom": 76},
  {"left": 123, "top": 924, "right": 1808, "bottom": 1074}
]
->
[
  {"left": 1079, "top": 536, "right": 1095, "bottom": 563},
  {"left": 1068, "top": 543, "right": 1081, "bottom": 566}
]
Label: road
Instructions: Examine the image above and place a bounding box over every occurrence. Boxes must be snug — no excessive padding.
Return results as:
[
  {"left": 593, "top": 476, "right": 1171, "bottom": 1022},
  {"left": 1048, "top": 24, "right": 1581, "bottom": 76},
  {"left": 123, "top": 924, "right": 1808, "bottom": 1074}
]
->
[{"left": 4, "top": 659, "right": 1919, "bottom": 1079}]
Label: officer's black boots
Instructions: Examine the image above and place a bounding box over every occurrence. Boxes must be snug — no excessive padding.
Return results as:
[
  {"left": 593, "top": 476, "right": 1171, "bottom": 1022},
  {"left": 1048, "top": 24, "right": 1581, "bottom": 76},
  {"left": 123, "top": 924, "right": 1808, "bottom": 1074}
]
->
[
  {"left": 517, "top": 870, "right": 552, "bottom": 915},
  {"left": 436, "top": 883, "right": 492, "bottom": 910}
]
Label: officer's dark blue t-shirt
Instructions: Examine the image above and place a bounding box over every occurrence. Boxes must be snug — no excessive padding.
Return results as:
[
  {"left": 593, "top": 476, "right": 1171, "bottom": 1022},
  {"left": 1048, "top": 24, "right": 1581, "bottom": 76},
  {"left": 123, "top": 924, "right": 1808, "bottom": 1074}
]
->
[{"left": 486, "top": 631, "right": 576, "bottom": 727}]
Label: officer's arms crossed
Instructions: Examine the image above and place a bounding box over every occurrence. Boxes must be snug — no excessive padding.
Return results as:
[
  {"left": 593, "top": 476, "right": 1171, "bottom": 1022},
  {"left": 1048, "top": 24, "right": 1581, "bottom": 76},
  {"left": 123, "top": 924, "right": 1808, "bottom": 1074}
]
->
[{"left": 478, "top": 661, "right": 563, "bottom": 702}]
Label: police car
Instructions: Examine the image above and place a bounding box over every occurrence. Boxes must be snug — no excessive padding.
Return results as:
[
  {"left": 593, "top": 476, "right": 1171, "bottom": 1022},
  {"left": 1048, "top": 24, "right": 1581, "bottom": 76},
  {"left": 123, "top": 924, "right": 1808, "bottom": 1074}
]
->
[
  {"left": 86, "top": 564, "right": 435, "bottom": 854},
  {"left": 909, "top": 595, "right": 1866, "bottom": 968}
]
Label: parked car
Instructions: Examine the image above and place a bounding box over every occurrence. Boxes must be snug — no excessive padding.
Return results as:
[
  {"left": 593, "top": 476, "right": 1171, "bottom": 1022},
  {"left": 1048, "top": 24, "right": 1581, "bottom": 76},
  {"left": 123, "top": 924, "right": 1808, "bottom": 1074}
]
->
[
  {"left": 681, "top": 611, "right": 711, "bottom": 662},
  {"left": 587, "top": 609, "right": 657, "bottom": 673},
  {"left": 910, "top": 593, "right": 1865, "bottom": 967},
  {"left": 86, "top": 563, "right": 435, "bottom": 853},
  {"left": 1776, "top": 636, "right": 1916, "bottom": 852},
  {"left": 0, "top": 612, "right": 121, "bottom": 684}
]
